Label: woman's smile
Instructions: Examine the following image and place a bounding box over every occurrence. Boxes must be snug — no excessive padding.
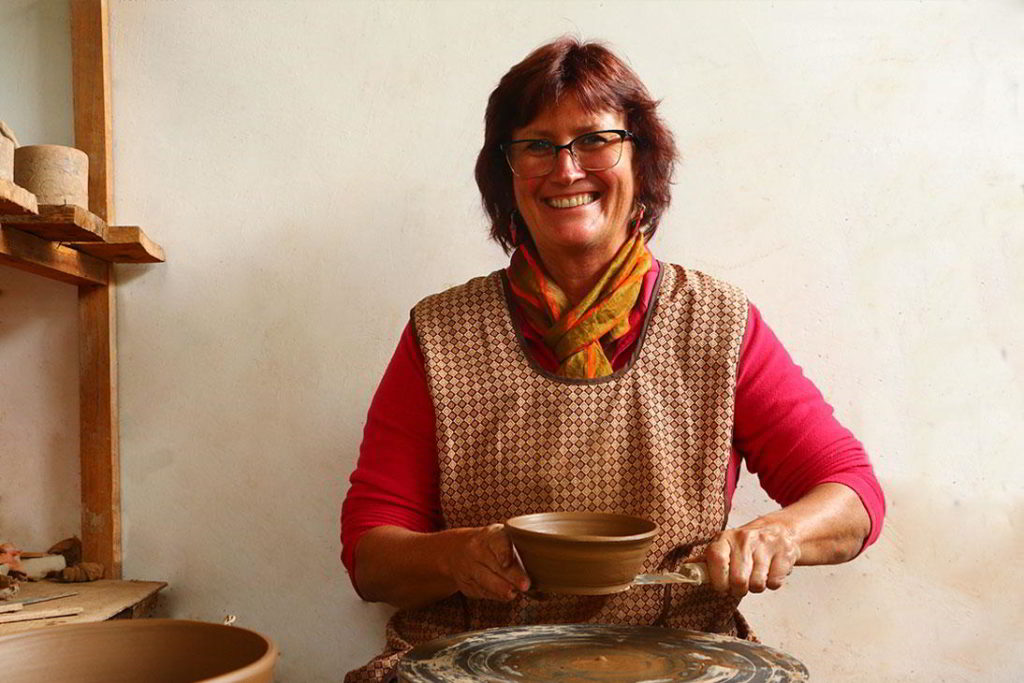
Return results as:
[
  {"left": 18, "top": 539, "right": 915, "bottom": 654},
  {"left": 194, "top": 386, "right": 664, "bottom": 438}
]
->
[{"left": 543, "top": 192, "right": 601, "bottom": 209}]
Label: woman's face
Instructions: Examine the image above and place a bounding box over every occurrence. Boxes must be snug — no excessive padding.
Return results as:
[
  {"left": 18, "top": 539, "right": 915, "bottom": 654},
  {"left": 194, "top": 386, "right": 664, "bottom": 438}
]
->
[{"left": 510, "top": 98, "right": 635, "bottom": 261}]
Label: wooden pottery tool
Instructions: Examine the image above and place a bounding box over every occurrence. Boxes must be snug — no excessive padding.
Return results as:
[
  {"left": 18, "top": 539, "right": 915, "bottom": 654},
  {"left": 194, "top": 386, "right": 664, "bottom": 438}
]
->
[
  {"left": 0, "top": 606, "right": 83, "bottom": 624},
  {"left": 633, "top": 561, "right": 710, "bottom": 586},
  {"left": 2, "top": 592, "right": 77, "bottom": 608},
  {"left": 398, "top": 623, "right": 809, "bottom": 682}
]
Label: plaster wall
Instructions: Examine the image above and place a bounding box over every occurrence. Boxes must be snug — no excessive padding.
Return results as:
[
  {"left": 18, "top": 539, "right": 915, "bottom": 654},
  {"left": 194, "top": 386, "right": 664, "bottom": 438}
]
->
[
  {"left": 5, "top": 1, "right": 1021, "bottom": 681},
  {"left": 0, "top": 0, "right": 80, "bottom": 552}
]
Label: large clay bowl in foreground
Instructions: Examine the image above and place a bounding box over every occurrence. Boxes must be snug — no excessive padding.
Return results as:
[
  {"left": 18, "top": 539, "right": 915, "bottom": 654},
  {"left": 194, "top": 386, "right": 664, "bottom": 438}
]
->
[
  {"left": 0, "top": 618, "right": 277, "bottom": 682},
  {"left": 505, "top": 511, "right": 658, "bottom": 594}
]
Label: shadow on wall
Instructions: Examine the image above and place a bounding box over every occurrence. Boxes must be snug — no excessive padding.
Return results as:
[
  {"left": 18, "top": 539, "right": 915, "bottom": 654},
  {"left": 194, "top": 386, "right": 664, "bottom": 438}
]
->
[{"left": 845, "top": 479, "right": 1022, "bottom": 678}]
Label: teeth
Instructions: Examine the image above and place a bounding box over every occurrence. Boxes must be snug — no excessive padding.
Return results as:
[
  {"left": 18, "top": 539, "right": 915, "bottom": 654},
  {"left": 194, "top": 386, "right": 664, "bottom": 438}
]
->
[{"left": 545, "top": 193, "right": 597, "bottom": 208}]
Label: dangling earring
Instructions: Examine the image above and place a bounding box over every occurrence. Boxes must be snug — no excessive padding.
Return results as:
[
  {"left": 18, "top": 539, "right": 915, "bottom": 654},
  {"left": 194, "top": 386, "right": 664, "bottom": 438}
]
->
[
  {"left": 631, "top": 202, "right": 647, "bottom": 234},
  {"left": 509, "top": 211, "right": 521, "bottom": 247}
]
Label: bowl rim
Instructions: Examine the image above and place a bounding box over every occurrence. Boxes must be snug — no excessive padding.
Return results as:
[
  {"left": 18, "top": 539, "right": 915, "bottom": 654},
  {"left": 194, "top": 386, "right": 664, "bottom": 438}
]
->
[
  {"left": 504, "top": 511, "right": 658, "bottom": 543},
  {"left": 0, "top": 618, "right": 278, "bottom": 682}
]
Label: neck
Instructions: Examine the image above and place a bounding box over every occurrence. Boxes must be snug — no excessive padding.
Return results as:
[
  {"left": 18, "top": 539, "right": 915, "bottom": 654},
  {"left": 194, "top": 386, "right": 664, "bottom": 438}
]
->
[{"left": 532, "top": 237, "right": 630, "bottom": 307}]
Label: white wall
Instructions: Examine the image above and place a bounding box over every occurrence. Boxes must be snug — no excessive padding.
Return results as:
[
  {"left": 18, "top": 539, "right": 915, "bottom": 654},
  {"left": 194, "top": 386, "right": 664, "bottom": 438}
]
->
[
  {"left": 0, "top": 0, "right": 80, "bottom": 552},
  {"left": 3, "top": 0, "right": 1018, "bottom": 681}
]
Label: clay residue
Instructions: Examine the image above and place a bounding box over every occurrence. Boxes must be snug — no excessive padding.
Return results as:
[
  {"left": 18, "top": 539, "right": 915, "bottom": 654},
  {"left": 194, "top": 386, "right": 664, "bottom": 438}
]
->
[{"left": 399, "top": 624, "right": 808, "bottom": 682}]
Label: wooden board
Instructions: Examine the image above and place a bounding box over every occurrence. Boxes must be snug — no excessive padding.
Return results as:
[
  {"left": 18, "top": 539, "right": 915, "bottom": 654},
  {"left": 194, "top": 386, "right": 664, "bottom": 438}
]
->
[
  {"left": 71, "top": 225, "right": 165, "bottom": 263},
  {"left": 0, "top": 204, "right": 108, "bottom": 242},
  {"left": 71, "top": 0, "right": 113, "bottom": 222},
  {"left": 0, "top": 580, "right": 166, "bottom": 636},
  {"left": 72, "top": 0, "right": 122, "bottom": 580},
  {"left": 0, "top": 226, "right": 108, "bottom": 286},
  {"left": 79, "top": 279, "right": 120, "bottom": 577},
  {"left": 0, "top": 178, "right": 39, "bottom": 216},
  {"left": 399, "top": 624, "right": 809, "bottom": 682}
]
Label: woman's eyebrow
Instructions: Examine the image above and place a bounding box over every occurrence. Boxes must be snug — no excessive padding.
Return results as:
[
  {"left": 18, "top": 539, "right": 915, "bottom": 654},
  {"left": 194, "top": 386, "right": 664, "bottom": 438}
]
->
[{"left": 516, "top": 123, "right": 610, "bottom": 139}]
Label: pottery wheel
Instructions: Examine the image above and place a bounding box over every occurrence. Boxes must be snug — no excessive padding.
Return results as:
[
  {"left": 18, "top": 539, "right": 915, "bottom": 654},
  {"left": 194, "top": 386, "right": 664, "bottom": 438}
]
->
[{"left": 398, "top": 623, "right": 809, "bottom": 682}]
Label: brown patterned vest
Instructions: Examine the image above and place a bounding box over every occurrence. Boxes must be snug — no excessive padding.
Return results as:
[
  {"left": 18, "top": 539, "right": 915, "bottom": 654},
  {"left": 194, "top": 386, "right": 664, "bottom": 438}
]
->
[{"left": 346, "top": 264, "right": 750, "bottom": 682}]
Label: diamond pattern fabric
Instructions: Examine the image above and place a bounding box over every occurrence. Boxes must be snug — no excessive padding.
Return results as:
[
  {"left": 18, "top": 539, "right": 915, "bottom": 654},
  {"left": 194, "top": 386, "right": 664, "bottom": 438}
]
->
[{"left": 345, "top": 264, "right": 749, "bottom": 682}]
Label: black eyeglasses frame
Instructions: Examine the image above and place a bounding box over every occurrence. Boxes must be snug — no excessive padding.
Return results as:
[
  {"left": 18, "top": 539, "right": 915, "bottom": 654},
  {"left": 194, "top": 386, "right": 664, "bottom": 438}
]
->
[{"left": 499, "top": 129, "right": 636, "bottom": 178}]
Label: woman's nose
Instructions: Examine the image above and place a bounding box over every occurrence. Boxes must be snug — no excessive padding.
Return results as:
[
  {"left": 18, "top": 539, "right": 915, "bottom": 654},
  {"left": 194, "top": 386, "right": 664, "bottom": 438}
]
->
[{"left": 548, "top": 148, "right": 587, "bottom": 183}]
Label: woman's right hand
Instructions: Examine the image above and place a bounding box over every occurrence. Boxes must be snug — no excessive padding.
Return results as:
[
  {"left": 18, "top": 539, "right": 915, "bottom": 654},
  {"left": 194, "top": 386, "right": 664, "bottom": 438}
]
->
[{"left": 443, "top": 524, "right": 531, "bottom": 601}]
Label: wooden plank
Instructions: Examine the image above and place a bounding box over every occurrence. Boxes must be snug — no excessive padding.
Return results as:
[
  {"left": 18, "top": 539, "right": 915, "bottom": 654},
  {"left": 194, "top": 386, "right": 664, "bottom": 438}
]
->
[
  {"left": 0, "top": 580, "right": 166, "bottom": 635},
  {"left": 0, "top": 178, "right": 39, "bottom": 216},
  {"left": 0, "top": 204, "right": 108, "bottom": 242},
  {"left": 71, "top": 0, "right": 112, "bottom": 222},
  {"left": 72, "top": 0, "right": 121, "bottom": 578},
  {"left": 0, "top": 606, "right": 84, "bottom": 625},
  {"left": 71, "top": 225, "right": 165, "bottom": 263},
  {"left": 0, "top": 225, "right": 108, "bottom": 285},
  {"left": 79, "top": 279, "right": 120, "bottom": 578}
]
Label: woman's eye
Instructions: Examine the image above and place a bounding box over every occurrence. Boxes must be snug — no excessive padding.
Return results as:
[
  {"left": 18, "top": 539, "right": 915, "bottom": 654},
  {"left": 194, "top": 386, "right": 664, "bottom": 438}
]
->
[
  {"left": 524, "top": 141, "right": 553, "bottom": 155},
  {"left": 576, "top": 133, "right": 611, "bottom": 149}
]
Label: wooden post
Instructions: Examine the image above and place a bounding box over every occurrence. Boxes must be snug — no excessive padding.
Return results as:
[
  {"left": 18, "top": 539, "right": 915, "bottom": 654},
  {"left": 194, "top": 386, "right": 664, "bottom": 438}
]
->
[{"left": 71, "top": 0, "right": 120, "bottom": 578}]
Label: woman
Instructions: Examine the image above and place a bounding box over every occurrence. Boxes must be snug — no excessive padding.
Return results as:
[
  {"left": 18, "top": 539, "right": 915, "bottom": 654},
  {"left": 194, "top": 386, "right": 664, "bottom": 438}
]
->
[{"left": 341, "top": 38, "right": 884, "bottom": 681}]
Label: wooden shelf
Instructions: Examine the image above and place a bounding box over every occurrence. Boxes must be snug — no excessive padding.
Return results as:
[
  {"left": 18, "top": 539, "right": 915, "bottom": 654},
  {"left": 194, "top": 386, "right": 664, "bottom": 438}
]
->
[
  {"left": 0, "top": 225, "right": 108, "bottom": 285},
  {"left": 1, "top": 208, "right": 164, "bottom": 281},
  {"left": 2, "top": 204, "right": 109, "bottom": 242},
  {"left": 0, "top": 579, "right": 167, "bottom": 636},
  {"left": 71, "top": 225, "right": 165, "bottom": 263},
  {"left": 0, "top": 178, "right": 39, "bottom": 216},
  {"left": 0, "top": 0, "right": 159, "bottom": 581}
]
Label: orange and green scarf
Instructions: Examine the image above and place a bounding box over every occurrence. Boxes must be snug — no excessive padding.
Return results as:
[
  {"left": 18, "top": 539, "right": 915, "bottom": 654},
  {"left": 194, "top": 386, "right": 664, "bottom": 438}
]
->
[{"left": 507, "top": 230, "right": 653, "bottom": 379}]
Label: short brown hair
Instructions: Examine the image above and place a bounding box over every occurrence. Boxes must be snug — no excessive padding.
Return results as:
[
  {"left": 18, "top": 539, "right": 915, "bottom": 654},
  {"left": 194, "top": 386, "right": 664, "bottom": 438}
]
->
[{"left": 475, "top": 37, "right": 678, "bottom": 254}]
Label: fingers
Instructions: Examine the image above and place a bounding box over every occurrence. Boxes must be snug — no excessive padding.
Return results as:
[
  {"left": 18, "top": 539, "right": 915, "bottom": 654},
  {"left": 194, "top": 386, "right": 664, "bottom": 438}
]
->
[
  {"left": 748, "top": 545, "right": 772, "bottom": 593},
  {"left": 703, "top": 522, "right": 799, "bottom": 598},
  {"left": 705, "top": 537, "right": 732, "bottom": 594},
  {"left": 451, "top": 525, "right": 530, "bottom": 601},
  {"left": 766, "top": 553, "right": 791, "bottom": 590}
]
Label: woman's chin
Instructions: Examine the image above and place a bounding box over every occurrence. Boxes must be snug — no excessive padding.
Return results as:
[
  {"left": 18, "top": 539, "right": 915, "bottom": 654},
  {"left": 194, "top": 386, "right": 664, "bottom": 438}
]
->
[{"left": 535, "top": 222, "right": 623, "bottom": 256}]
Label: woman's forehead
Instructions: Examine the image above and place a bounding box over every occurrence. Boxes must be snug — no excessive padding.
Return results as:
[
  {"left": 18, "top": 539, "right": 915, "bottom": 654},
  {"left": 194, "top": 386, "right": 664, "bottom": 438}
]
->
[{"left": 513, "top": 98, "right": 625, "bottom": 139}]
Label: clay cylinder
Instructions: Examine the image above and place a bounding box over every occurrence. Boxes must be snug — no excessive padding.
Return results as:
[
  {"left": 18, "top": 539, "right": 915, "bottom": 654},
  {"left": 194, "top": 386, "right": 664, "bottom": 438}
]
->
[
  {"left": 0, "top": 137, "right": 12, "bottom": 181},
  {"left": 14, "top": 144, "right": 89, "bottom": 207}
]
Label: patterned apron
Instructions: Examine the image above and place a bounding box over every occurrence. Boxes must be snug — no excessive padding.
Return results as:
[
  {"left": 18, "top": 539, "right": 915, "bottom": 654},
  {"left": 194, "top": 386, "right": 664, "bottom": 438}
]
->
[{"left": 346, "top": 264, "right": 750, "bottom": 682}]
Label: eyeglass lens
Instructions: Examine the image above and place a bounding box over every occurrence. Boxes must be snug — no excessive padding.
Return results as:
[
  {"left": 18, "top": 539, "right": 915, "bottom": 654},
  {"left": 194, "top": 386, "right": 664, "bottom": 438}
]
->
[{"left": 505, "top": 131, "right": 626, "bottom": 178}]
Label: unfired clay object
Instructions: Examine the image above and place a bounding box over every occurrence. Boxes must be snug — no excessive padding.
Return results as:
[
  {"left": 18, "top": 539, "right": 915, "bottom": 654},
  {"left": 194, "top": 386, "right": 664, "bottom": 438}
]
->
[
  {"left": 0, "top": 618, "right": 277, "bottom": 683},
  {"left": 14, "top": 144, "right": 88, "bottom": 207},
  {"left": 505, "top": 511, "right": 658, "bottom": 595},
  {"left": 17, "top": 555, "right": 66, "bottom": 581},
  {"left": 0, "top": 121, "right": 17, "bottom": 181}
]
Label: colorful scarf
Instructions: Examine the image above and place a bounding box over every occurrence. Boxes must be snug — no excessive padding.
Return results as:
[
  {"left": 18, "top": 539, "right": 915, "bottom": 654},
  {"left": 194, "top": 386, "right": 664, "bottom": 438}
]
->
[{"left": 507, "top": 229, "right": 653, "bottom": 379}]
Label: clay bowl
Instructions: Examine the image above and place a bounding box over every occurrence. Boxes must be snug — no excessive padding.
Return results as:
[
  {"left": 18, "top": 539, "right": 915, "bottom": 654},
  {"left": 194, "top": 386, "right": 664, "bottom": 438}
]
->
[
  {"left": 505, "top": 512, "right": 658, "bottom": 595},
  {"left": 0, "top": 618, "right": 277, "bottom": 682}
]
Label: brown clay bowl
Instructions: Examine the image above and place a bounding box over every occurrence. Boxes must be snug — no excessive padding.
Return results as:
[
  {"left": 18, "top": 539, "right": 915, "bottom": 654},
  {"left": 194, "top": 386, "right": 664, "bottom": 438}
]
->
[
  {"left": 504, "top": 511, "right": 658, "bottom": 595},
  {"left": 0, "top": 618, "right": 277, "bottom": 682}
]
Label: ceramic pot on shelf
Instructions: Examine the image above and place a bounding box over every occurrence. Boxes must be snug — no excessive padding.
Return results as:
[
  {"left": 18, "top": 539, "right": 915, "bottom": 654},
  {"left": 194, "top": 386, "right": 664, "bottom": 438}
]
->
[{"left": 14, "top": 144, "right": 88, "bottom": 207}]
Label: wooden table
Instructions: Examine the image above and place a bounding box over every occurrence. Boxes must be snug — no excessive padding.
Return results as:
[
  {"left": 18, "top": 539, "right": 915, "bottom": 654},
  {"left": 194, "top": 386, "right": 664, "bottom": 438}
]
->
[{"left": 0, "top": 579, "right": 166, "bottom": 636}]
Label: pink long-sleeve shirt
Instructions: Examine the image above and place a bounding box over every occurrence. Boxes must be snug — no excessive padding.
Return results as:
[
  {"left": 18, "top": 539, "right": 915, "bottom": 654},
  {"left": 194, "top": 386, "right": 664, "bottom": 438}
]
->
[{"left": 341, "top": 264, "right": 885, "bottom": 580}]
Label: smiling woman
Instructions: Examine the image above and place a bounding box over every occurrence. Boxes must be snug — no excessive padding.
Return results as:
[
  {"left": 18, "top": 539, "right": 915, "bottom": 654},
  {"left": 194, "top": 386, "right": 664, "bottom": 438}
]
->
[{"left": 340, "top": 37, "right": 884, "bottom": 682}]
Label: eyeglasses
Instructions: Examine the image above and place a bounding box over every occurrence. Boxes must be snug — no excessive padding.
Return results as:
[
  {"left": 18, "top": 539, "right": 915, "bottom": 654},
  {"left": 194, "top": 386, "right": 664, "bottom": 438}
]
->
[{"left": 500, "top": 129, "right": 635, "bottom": 179}]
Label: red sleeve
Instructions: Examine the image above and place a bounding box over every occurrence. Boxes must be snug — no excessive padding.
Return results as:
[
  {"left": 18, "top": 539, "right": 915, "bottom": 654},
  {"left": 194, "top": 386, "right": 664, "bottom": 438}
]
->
[
  {"left": 733, "top": 303, "right": 886, "bottom": 551},
  {"left": 340, "top": 322, "right": 442, "bottom": 591}
]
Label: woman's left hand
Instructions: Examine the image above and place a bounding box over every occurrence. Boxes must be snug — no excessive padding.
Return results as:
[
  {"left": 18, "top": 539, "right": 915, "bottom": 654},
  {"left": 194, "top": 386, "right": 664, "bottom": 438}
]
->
[{"left": 703, "top": 519, "right": 801, "bottom": 598}]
